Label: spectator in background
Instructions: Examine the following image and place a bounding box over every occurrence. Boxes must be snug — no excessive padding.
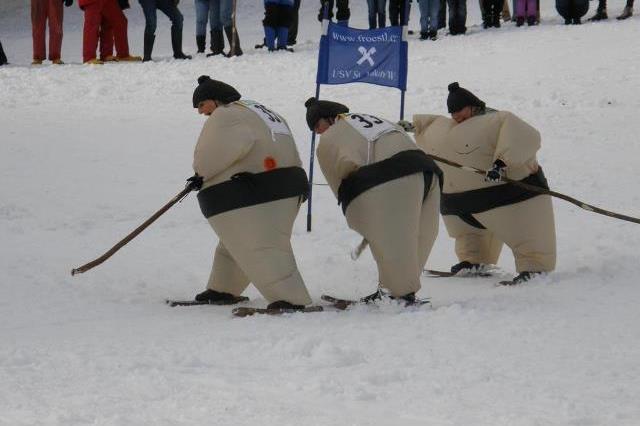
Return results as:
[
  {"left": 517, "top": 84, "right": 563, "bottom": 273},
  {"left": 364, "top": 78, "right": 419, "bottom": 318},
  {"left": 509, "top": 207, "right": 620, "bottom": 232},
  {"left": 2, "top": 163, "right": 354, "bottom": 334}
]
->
[
  {"left": 367, "top": 0, "right": 387, "bottom": 28},
  {"left": 556, "top": 0, "right": 588, "bottom": 23},
  {"left": 588, "top": 0, "right": 607, "bottom": 20},
  {"left": 418, "top": 0, "right": 440, "bottom": 39},
  {"left": 263, "top": 0, "right": 294, "bottom": 51},
  {"left": 589, "top": 0, "right": 634, "bottom": 20},
  {"left": 288, "top": 0, "right": 301, "bottom": 46},
  {"left": 514, "top": 0, "right": 538, "bottom": 25},
  {"left": 31, "top": 0, "right": 73, "bottom": 65},
  {"left": 79, "top": 0, "right": 140, "bottom": 64},
  {"left": 194, "top": 0, "right": 213, "bottom": 55},
  {"left": 617, "top": 0, "right": 633, "bottom": 18},
  {"left": 0, "top": 41, "right": 7, "bottom": 66},
  {"left": 481, "top": 0, "right": 503, "bottom": 27},
  {"left": 138, "top": 0, "right": 192, "bottom": 61},
  {"left": 447, "top": 0, "right": 466, "bottom": 34},
  {"left": 438, "top": 0, "right": 447, "bottom": 29},
  {"left": 99, "top": 0, "right": 133, "bottom": 61},
  {"left": 389, "top": 0, "right": 409, "bottom": 26},
  {"left": 318, "top": 0, "right": 350, "bottom": 26}
]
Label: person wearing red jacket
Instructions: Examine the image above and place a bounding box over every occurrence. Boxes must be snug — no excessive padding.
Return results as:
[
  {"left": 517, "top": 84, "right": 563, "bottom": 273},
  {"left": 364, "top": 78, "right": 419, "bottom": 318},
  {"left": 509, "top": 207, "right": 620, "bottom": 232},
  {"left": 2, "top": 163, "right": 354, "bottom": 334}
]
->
[
  {"left": 79, "top": 0, "right": 140, "bottom": 64},
  {"left": 31, "top": 0, "right": 73, "bottom": 65}
]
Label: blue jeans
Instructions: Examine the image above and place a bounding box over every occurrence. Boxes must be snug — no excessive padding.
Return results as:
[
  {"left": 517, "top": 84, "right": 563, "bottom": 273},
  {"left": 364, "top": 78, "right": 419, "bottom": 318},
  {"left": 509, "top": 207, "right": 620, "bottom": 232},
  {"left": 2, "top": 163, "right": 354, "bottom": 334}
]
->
[
  {"left": 212, "top": 0, "right": 233, "bottom": 30},
  {"left": 194, "top": 0, "right": 211, "bottom": 36},
  {"left": 139, "top": 0, "right": 184, "bottom": 36},
  {"left": 367, "top": 0, "right": 387, "bottom": 28},
  {"left": 418, "top": 0, "right": 440, "bottom": 32}
]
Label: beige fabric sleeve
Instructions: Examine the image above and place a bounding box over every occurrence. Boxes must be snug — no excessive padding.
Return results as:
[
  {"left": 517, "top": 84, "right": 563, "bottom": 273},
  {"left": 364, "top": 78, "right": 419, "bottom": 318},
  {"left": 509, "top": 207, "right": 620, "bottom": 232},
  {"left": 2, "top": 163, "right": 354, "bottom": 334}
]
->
[
  {"left": 412, "top": 114, "right": 441, "bottom": 137},
  {"left": 192, "top": 112, "right": 255, "bottom": 182},
  {"left": 316, "top": 135, "right": 361, "bottom": 198},
  {"left": 493, "top": 111, "right": 541, "bottom": 167}
]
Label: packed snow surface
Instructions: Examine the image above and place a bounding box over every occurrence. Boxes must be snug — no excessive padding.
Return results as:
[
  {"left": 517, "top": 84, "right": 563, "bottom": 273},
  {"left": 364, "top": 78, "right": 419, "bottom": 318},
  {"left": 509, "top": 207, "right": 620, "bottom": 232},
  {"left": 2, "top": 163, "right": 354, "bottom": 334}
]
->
[{"left": 2, "top": 1, "right": 640, "bottom": 425}]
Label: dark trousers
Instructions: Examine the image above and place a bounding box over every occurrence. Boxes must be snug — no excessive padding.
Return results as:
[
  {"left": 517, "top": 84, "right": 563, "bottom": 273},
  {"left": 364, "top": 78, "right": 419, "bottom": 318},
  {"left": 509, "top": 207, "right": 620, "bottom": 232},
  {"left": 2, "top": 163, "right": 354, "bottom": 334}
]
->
[
  {"left": 318, "top": 0, "right": 350, "bottom": 21},
  {"left": 288, "top": 0, "right": 301, "bottom": 44},
  {"left": 481, "top": 0, "right": 502, "bottom": 22},
  {"left": 447, "top": 0, "right": 466, "bottom": 33},
  {"left": 389, "top": 0, "right": 411, "bottom": 25},
  {"left": 438, "top": 0, "right": 447, "bottom": 28},
  {"left": 138, "top": 0, "right": 184, "bottom": 37}
]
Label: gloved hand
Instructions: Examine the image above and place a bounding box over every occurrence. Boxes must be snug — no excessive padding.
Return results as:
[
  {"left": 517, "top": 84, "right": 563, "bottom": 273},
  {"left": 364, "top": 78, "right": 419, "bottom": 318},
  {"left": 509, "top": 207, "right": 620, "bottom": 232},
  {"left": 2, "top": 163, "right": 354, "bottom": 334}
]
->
[
  {"left": 397, "top": 120, "right": 415, "bottom": 133},
  {"left": 117, "top": 0, "right": 130, "bottom": 10},
  {"left": 185, "top": 174, "right": 203, "bottom": 191},
  {"left": 485, "top": 159, "right": 507, "bottom": 182},
  {"left": 64, "top": 0, "right": 73, "bottom": 7}
]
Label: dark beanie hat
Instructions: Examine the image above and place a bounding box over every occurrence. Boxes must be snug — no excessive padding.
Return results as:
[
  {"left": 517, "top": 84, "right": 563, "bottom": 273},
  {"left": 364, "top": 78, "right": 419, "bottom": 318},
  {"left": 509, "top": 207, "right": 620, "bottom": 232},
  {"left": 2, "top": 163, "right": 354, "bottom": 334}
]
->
[
  {"left": 446, "top": 82, "right": 485, "bottom": 113},
  {"left": 192, "top": 75, "right": 241, "bottom": 108},
  {"left": 304, "top": 97, "right": 349, "bottom": 131}
]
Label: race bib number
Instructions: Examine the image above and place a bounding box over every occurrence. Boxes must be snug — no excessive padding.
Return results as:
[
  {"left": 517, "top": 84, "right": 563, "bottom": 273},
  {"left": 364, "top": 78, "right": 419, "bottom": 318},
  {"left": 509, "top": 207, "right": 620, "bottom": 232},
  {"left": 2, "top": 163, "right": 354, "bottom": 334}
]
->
[
  {"left": 344, "top": 113, "right": 398, "bottom": 143},
  {"left": 238, "top": 100, "right": 292, "bottom": 139}
]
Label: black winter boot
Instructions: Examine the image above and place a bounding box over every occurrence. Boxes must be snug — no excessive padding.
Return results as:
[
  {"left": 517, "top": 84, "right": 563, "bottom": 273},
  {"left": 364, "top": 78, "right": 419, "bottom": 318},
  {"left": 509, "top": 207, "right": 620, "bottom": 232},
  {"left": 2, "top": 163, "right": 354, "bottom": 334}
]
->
[
  {"left": 207, "top": 29, "right": 224, "bottom": 56},
  {"left": 196, "top": 35, "right": 206, "bottom": 53},
  {"left": 588, "top": 9, "right": 608, "bottom": 20},
  {"left": 195, "top": 289, "right": 239, "bottom": 303},
  {"left": 224, "top": 26, "right": 243, "bottom": 57},
  {"left": 143, "top": 33, "right": 155, "bottom": 62},
  {"left": 266, "top": 300, "right": 305, "bottom": 310},
  {"left": 617, "top": 5, "right": 633, "bottom": 19},
  {"left": 171, "top": 26, "right": 192, "bottom": 60}
]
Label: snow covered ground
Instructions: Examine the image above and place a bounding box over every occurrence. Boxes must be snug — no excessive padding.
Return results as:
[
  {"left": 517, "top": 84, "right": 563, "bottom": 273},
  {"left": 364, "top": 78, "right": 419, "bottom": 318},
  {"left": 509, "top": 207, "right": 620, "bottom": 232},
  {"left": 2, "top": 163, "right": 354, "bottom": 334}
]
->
[{"left": 2, "top": 1, "right": 640, "bottom": 425}]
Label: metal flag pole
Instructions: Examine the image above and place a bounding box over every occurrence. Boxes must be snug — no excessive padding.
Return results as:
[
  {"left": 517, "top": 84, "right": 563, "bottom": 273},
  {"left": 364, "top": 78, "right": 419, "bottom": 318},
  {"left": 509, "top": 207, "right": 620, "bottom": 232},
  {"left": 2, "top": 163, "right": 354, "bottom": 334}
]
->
[{"left": 307, "top": 2, "right": 330, "bottom": 232}]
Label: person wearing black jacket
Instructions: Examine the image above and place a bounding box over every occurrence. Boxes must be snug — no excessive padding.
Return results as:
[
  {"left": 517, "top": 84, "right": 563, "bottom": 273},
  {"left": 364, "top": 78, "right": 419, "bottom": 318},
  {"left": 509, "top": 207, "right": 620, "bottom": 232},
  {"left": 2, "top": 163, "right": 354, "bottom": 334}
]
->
[{"left": 318, "top": 0, "right": 350, "bottom": 25}]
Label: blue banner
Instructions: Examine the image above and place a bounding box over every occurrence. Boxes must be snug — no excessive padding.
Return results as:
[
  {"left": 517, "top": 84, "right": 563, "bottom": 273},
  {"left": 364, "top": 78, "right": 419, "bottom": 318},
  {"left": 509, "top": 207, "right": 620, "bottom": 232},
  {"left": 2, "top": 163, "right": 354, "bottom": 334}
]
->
[{"left": 316, "top": 22, "right": 408, "bottom": 91}]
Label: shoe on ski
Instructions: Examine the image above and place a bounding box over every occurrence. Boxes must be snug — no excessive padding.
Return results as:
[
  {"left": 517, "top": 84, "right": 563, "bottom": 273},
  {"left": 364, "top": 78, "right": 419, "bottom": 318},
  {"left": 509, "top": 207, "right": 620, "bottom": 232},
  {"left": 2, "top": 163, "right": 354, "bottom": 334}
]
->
[
  {"left": 451, "top": 261, "right": 483, "bottom": 275},
  {"left": 195, "top": 289, "right": 241, "bottom": 303},
  {"left": 500, "top": 271, "right": 543, "bottom": 286},
  {"left": 266, "top": 300, "right": 305, "bottom": 310}
]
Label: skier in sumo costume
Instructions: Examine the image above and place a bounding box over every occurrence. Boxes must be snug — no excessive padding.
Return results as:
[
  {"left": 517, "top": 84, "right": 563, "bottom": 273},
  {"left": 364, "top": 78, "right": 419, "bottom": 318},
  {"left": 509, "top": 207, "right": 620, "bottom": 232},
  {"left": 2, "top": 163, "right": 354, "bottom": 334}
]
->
[
  {"left": 187, "top": 76, "right": 312, "bottom": 310},
  {"left": 408, "top": 82, "right": 556, "bottom": 284},
  {"left": 305, "top": 97, "right": 442, "bottom": 303}
]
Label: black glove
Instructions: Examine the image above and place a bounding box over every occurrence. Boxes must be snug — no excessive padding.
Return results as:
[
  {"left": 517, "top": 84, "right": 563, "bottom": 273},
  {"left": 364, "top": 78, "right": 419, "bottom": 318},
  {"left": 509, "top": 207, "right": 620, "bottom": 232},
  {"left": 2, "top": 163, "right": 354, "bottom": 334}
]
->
[
  {"left": 64, "top": 0, "right": 73, "bottom": 7},
  {"left": 117, "top": 0, "right": 130, "bottom": 9},
  {"left": 186, "top": 174, "right": 203, "bottom": 191},
  {"left": 485, "top": 159, "right": 507, "bottom": 182}
]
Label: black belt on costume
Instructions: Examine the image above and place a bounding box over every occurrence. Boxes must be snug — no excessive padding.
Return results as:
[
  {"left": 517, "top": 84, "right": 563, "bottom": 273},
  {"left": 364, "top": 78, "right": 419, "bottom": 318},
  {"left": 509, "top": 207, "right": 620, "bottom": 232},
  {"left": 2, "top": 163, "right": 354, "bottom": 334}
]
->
[
  {"left": 197, "top": 166, "right": 309, "bottom": 218},
  {"left": 440, "top": 167, "right": 549, "bottom": 229},
  {"left": 337, "top": 150, "right": 443, "bottom": 215}
]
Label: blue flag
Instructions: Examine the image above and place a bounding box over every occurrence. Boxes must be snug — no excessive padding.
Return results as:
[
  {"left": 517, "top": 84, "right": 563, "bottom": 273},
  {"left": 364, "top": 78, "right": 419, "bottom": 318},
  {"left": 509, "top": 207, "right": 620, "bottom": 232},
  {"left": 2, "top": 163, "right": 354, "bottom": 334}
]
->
[{"left": 316, "top": 22, "right": 408, "bottom": 91}]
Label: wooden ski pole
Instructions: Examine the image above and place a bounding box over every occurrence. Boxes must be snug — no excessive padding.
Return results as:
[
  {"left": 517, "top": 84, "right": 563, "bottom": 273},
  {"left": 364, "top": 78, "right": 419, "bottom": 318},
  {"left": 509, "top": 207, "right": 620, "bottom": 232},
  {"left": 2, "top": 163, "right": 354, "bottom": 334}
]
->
[
  {"left": 352, "top": 153, "right": 640, "bottom": 261},
  {"left": 71, "top": 187, "right": 192, "bottom": 276},
  {"left": 428, "top": 154, "right": 640, "bottom": 225}
]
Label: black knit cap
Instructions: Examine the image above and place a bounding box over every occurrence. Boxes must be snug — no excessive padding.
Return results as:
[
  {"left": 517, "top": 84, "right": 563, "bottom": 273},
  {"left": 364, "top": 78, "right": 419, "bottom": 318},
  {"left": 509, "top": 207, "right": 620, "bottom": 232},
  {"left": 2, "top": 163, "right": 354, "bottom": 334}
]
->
[
  {"left": 446, "top": 82, "right": 485, "bottom": 113},
  {"left": 304, "top": 97, "right": 350, "bottom": 131},
  {"left": 192, "top": 75, "right": 241, "bottom": 108}
]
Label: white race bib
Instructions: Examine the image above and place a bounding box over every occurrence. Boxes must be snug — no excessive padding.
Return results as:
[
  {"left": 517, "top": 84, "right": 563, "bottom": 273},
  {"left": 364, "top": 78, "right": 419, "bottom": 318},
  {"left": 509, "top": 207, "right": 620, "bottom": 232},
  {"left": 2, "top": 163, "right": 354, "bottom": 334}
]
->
[
  {"left": 343, "top": 113, "right": 398, "bottom": 143},
  {"left": 238, "top": 100, "right": 292, "bottom": 140}
]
